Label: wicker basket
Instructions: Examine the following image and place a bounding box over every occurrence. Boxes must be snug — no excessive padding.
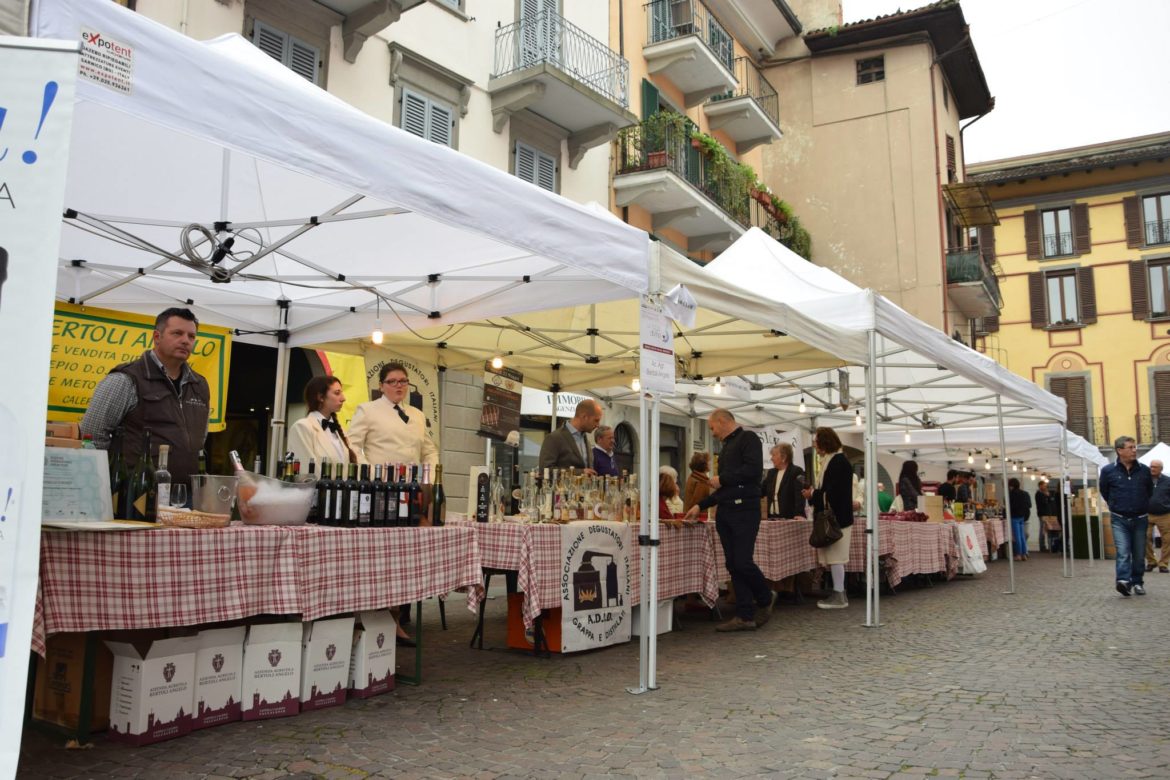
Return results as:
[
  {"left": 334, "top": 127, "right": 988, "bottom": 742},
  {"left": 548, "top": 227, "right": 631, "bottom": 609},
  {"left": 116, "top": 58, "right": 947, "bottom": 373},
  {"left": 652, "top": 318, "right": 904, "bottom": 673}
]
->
[{"left": 158, "top": 506, "right": 231, "bottom": 529}]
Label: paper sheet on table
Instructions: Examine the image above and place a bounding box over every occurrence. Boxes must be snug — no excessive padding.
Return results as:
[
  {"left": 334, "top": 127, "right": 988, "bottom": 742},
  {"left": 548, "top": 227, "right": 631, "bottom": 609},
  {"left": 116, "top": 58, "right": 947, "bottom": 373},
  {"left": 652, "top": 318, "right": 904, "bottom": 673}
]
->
[{"left": 41, "top": 519, "right": 159, "bottom": 531}]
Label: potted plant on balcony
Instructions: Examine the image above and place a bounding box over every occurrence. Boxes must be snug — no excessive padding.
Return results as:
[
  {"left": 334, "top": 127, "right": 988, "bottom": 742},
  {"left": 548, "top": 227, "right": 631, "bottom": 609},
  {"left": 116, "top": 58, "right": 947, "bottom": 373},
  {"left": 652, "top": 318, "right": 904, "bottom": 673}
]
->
[{"left": 639, "top": 111, "right": 687, "bottom": 170}]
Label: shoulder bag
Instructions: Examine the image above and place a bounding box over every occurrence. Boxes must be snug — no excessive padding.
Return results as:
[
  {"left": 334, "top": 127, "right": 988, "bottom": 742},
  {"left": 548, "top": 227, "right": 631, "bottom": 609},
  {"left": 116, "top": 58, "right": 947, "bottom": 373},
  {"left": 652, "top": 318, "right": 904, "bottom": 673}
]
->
[{"left": 809, "top": 505, "right": 843, "bottom": 548}]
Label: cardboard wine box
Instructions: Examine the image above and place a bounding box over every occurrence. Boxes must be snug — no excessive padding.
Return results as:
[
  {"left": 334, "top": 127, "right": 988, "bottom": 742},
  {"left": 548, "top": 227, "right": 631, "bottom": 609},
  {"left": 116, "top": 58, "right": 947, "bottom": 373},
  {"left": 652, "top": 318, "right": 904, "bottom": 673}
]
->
[
  {"left": 105, "top": 637, "right": 197, "bottom": 746},
  {"left": 32, "top": 633, "right": 113, "bottom": 733},
  {"left": 241, "top": 623, "right": 301, "bottom": 721},
  {"left": 348, "top": 610, "right": 396, "bottom": 699},
  {"left": 299, "top": 617, "right": 354, "bottom": 711},
  {"left": 192, "top": 627, "right": 245, "bottom": 730}
]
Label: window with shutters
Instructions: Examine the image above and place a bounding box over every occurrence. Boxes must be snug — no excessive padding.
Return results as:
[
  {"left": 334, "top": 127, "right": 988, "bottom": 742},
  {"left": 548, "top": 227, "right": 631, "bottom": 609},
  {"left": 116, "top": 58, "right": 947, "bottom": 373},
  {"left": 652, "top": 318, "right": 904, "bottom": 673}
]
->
[
  {"left": 252, "top": 20, "right": 320, "bottom": 84},
  {"left": 1042, "top": 207, "right": 1074, "bottom": 258},
  {"left": 515, "top": 142, "right": 556, "bottom": 192},
  {"left": 857, "top": 56, "right": 884, "bottom": 85},
  {"left": 945, "top": 135, "right": 956, "bottom": 182},
  {"left": 1144, "top": 193, "right": 1170, "bottom": 246},
  {"left": 1155, "top": 371, "right": 1170, "bottom": 444},
  {"left": 399, "top": 89, "right": 455, "bottom": 147},
  {"left": 1149, "top": 261, "right": 1170, "bottom": 319},
  {"left": 1048, "top": 375, "right": 1090, "bottom": 441},
  {"left": 1045, "top": 270, "right": 1079, "bottom": 326}
]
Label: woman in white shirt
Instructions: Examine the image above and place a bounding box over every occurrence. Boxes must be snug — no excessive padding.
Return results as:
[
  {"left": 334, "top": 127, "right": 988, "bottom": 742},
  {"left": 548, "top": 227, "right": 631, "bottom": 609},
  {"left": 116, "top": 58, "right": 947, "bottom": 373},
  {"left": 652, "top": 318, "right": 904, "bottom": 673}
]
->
[{"left": 286, "top": 375, "right": 357, "bottom": 470}]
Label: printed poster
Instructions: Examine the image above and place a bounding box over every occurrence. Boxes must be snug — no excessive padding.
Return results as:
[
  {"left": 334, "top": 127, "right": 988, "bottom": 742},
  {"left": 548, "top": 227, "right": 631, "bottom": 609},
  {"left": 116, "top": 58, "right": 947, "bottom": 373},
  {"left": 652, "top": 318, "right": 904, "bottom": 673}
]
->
[
  {"left": 0, "top": 35, "right": 79, "bottom": 779},
  {"left": 478, "top": 362, "right": 523, "bottom": 442},
  {"left": 560, "top": 521, "right": 631, "bottom": 653}
]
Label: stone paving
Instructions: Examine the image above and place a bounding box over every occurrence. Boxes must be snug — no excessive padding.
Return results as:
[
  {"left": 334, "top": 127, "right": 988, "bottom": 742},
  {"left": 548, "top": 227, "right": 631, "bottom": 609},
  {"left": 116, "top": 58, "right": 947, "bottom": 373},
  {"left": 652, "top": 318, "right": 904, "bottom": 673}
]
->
[{"left": 18, "top": 552, "right": 1170, "bottom": 779}]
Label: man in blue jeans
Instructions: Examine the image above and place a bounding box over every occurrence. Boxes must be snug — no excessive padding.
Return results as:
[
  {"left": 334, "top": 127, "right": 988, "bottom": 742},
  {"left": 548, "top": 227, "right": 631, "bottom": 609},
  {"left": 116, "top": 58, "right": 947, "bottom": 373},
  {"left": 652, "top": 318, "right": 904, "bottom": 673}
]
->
[{"left": 1099, "top": 436, "right": 1153, "bottom": 597}]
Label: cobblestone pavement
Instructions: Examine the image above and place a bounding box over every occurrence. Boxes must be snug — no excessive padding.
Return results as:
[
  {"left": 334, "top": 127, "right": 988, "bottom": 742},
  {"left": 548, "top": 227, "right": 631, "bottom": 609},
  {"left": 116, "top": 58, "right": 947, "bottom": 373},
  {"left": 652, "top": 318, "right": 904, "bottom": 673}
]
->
[{"left": 18, "top": 552, "right": 1170, "bottom": 779}]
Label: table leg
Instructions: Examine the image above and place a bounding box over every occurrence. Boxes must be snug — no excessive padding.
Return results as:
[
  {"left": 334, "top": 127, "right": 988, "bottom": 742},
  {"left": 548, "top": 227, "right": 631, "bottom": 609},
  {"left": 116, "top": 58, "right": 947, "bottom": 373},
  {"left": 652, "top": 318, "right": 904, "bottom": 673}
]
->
[{"left": 397, "top": 600, "right": 424, "bottom": 686}]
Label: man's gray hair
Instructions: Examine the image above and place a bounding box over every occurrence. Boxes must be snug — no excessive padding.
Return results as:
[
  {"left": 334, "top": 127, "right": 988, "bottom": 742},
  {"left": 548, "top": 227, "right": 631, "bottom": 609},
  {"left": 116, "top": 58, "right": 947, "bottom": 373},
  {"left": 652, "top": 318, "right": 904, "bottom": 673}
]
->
[
  {"left": 710, "top": 408, "right": 735, "bottom": 423},
  {"left": 771, "top": 442, "right": 794, "bottom": 461},
  {"left": 595, "top": 425, "right": 613, "bottom": 439},
  {"left": 1114, "top": 435, "right": 1136, "bottom": 451}
]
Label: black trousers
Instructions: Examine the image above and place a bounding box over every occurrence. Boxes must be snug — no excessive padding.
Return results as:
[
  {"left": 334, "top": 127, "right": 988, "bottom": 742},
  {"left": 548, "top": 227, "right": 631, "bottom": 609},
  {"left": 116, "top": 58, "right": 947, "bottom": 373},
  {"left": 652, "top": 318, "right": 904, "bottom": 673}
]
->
[{"left": 715, "top": 504, "right": 771, "bottom": 620}]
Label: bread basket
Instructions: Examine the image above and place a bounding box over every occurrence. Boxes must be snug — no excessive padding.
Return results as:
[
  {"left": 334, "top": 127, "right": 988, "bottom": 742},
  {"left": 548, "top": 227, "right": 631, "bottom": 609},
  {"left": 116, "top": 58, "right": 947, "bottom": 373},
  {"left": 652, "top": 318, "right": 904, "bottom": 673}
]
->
[{"left": 157, "top": 506, "right": 231, "bottom": 529}]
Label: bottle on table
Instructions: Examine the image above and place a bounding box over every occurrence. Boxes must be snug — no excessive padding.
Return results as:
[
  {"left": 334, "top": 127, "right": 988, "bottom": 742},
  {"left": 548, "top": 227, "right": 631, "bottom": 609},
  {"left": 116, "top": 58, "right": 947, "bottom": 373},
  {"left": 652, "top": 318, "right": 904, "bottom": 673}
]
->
[
  {"left": 108, "top": 427, "right": 129, "bottom": 519},
  {"left": 282, "top": 452, "right": 295, "bottom": 483},
  {"left": 253, "top": 454, "right": 262, "bottom": 474},
  {"left": 155, "top": 444, "right": 173, "bottom": 511},
  {"left": 509, "top": 463, "right": 521, "bottom": 517},
  {"left": 357, "top": 464, "right": 373, "bottom": 527},
  {"left": 309, "top": 458, "right": 326, "bottom": 524},
  {"left": 396, "top": 464, "right": 411, "bottom": 527},
  {"left": 197, "top": 448, "right": 208, "bottom": 475},
  {"left": 343, "top": 463, "right": 360, "bottom": 528},
  {"left": 432, "top": 464, "right": 447, "bottom": 526},
  {"left": 372, "top": 464, "right": 388, "bottom": 527},
  {"left": 386, "top": 463, "right": 400, "bottom": 524},
  {"left": 332, "top": 463, "right": 348, "bottom": 527},
  {"left": 127, "top": 429, "right": 157, "bottom": 522},
  {"left": 408, "top": 464, "right": 424, "bottom": 526}
]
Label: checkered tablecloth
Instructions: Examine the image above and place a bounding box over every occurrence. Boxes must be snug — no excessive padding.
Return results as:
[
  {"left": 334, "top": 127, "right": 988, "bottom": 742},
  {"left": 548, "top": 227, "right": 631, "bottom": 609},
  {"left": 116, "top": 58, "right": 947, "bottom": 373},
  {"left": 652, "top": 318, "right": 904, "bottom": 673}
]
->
[
  {"left": 981, "top": 517, "right": 1008, "bottom": 555},
  {"left": 710, "top": 518, "right": 895, "bottom": 584},
  {"left": 453, "top": 519, "right": 720, "bottom": 629},
  {"left": 33, "top": 524, "right": 484, "bottom": 656}
]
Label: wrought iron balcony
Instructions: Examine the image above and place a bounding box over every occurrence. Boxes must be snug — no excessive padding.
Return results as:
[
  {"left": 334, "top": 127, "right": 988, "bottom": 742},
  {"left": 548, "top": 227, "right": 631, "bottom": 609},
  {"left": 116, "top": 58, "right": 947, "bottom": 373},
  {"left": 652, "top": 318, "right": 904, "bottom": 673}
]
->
[
  {"left": 642, "top": 0, "right": 737, "bottom": 106},
  {"left": 1043, "top": 232, "right": 1074, "bottom": 257},
  {"left": 1136, "top": 414, "right": 1164, "bottom": 445},
  {"left": 1146, "top": 219, "right": 1170, "bottom": 246},
  {"left": 488, "top": 10, "right": 636, "bottom": 165},
  {"left": 946, "top": 249, "right": 1002, "bottom": 317},
  {"left": 1086, "top": 416, "right": 1110, "bottom": 447},
  {"left": 703, "top": 57, "right": 782, "bottom": 154},
  {"left": 614, "top": 117, "right": 750, "bottom": 251}
]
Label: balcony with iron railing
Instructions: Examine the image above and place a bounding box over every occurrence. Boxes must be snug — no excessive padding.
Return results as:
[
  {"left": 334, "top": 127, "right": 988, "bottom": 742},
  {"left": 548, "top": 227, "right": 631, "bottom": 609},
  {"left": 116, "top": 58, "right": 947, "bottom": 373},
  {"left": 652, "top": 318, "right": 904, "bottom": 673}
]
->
[
  {"left": 945, "top": 249, "right": 1002, "bottom": 317},
  {"left": 1085, "top": 416, "right": 1110, "bottom": 447},
  {"left": 642, "top": 0, "right": 737, "bottom": 106},
  {"left": 1043, "top": 232, "right": 1074, "bottom": 258},
  {"left": 703, "top": 57, "right": 782, "bottom": 154},
  {"left": 614, "top": 118, "right": 748, "bottom": 252},
  {"left": 1146, "top": 219, "right": 1170, "bottom": 246},
  {"left": 488, "top": 10, "right": 636, "bottom": 166}
]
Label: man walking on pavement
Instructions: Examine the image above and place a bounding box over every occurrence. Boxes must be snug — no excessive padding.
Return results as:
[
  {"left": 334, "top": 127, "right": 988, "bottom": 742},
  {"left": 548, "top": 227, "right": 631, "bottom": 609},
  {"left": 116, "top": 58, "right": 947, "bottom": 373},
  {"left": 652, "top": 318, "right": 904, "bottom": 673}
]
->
[
  {"left": 1100, "top": 436, "right": 1153, "bottom": 596},
  {"left": 685, "top": 409, "right": 772, "bottom": 631},
  {"left": 1145, "top": 460, "right": 1170, "bottom": 574}
]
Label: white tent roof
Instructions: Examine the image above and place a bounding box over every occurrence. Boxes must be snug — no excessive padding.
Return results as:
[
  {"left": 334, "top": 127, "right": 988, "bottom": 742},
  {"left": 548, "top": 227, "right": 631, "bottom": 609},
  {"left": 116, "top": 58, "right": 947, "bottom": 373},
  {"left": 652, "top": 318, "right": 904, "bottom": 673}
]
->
[
  {"left": 34, "top": 0, "right": 651, "bottom": 347},
  {"left": 691, "top": 228, "right": 1066, "bottom": 429},
  {"left": 1138, "top": 442, "right": 1170, "bottom": 466},
  {"left": 873, "top": 425, "right": 1108, "bottom": 475}
]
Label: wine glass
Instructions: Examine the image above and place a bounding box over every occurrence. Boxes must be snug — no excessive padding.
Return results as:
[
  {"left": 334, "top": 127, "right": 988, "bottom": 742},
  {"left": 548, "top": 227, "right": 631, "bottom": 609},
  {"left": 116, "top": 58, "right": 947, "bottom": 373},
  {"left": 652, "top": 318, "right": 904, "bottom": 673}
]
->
[{"left": 169, "top": 483, "right": 189, "bottom": 510}]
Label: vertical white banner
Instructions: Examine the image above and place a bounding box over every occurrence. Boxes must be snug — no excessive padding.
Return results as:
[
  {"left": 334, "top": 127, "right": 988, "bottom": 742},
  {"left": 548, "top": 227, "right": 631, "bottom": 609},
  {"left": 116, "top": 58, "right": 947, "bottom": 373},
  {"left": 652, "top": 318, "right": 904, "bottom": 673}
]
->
[
  {"left": 0, "top": 36, "right": 79, "bottom": 778},
  {"left": 639, "top": 298, "right": 675, "bottom": 395}
]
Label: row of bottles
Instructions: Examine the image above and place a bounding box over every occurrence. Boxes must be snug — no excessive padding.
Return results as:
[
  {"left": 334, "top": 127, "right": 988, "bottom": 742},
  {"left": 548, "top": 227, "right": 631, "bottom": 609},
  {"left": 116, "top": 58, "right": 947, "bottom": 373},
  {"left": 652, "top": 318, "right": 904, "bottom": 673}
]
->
[
  {"left": 108, "top": 427, "right": 191, "bottom": 522},
  {"left": 311, "top": 460, "right": 446, "bottom": 528},
  {"left": 499, "top": 467, "right": 640, "bottom": 524}
]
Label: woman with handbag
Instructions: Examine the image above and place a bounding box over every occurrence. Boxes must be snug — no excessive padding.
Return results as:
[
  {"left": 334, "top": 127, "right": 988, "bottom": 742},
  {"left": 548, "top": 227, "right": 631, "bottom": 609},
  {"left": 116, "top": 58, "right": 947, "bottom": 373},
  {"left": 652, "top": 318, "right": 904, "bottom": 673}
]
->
[{"left": 802, "top": 427, "right": 854, "bottom": 609}]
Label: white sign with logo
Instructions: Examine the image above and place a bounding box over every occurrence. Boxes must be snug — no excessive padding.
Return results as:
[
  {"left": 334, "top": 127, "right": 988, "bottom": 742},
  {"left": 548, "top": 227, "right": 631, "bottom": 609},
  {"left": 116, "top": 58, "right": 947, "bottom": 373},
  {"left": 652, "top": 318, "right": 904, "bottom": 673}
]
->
[
  {"left": 0, "top": 36, "right": 79, "bottom": 777},
  {"left": 519, "top": 387, "right": 591, "bottom": 419},
  {"left": 560, "top": 521, "right": 631, "bottom": 653},
  {"left": 639, "top": 299, "right": 675, "bottom": 395}
]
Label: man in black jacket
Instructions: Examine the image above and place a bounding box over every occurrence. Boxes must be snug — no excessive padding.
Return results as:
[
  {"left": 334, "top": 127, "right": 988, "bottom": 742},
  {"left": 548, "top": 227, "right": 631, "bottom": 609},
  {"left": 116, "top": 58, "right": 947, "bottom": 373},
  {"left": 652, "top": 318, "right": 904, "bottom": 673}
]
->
[
  {"left": 685, "top": 409, "right": 772, "bottom": 632},
  {"left": 761, "top": 443, "right": 805, "bottom": 519}
]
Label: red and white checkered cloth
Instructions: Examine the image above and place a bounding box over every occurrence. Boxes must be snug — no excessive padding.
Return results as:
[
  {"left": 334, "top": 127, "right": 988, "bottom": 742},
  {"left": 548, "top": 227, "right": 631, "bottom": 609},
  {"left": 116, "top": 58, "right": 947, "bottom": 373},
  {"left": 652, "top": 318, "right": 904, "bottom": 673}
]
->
[
  {"left": 33, "top": 524, "right": 484, "bottom": 656},
  {"left": 628, "top": 525, "right": 720, "bottom": 609},
  {"left": 981, "top": 517, "right": 1008, "bottom": 555},
  {"left": 709, "top": 518, "right": 895, "bottom": 584}
]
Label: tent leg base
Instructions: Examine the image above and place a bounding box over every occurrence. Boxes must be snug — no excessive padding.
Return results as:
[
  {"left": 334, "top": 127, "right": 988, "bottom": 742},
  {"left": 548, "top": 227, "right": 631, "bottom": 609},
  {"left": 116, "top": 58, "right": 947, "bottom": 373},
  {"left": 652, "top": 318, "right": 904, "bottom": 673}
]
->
[{"left": 625, "top": 685, "right": 659, "bottom": 695}]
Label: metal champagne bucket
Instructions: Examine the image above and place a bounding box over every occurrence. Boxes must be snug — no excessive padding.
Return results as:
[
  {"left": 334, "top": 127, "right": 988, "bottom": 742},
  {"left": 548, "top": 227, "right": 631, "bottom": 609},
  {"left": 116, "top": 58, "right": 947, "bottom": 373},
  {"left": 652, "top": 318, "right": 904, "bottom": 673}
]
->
[{"left": 190, "top": 474, "right": 238, "bottom": 515}]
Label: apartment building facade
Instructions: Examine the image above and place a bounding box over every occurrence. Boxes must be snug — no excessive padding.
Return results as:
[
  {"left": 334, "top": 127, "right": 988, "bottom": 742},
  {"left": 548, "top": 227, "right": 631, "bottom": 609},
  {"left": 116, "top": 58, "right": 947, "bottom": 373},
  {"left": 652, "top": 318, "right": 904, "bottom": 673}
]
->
[
  {"left": 968, "top": 132, "right": 1170, "bottom": 452},
  {"left": 758, "top": 0, "right": 997, "bottom": 334}
]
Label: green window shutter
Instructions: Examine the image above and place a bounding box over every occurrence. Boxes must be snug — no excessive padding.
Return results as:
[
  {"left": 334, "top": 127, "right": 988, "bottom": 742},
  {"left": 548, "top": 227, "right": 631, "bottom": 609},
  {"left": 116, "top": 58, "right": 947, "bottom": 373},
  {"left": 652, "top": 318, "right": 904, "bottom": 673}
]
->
[{"left": 641, "top": 79, "right": 660, "bottom": 120}]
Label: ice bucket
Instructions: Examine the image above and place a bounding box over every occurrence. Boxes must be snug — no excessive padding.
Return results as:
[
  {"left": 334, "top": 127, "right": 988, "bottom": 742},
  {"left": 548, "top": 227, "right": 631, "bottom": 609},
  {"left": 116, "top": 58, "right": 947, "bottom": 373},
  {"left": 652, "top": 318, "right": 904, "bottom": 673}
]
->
[{"left": 190, "top": 474, "right": 238, "bottom": 515}]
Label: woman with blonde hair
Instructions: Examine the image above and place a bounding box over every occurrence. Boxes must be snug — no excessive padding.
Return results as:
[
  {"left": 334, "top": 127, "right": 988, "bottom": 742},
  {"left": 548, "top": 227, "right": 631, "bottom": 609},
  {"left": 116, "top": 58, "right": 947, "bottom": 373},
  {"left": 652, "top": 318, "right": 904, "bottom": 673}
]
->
[
  {"left": 802, "top": 426, "right": 854, "bottom": 609},
  {"left": 659, "top": 466, "right": 685, "bottom": 518}
]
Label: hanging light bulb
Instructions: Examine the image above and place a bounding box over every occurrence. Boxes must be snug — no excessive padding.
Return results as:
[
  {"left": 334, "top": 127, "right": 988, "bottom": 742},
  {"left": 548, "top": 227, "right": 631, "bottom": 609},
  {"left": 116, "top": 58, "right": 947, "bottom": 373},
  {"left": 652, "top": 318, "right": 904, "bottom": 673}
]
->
[
  {"left": 631, "top": 377, "right": 641, "bottom": 392},
  {"left": 967, "top": 451, "right": 974, "bottom": 464},
  {"left": 1030, "top": 472, "right": 1037, "bottom": 481},
  {"left": 1012, "top": 461, "right": 1018, "bottom": 472},
  {"left": 984, "top": 457, "right": 991, "bottom": 470},
  {"left": 713, "top": 377, "right": 723, "bottom": 395},
  {"left": 491, "top": 355, "right": 504, "bottom": 369},
  {"left": 903, "top": 429, "right": 911, "bottom": 443},
  {"left": 854, "top": 410, "right": 863, "bottom": 427},
  {"left": 798, "top": 395, "right": 806, "bottom": 414},
  {"left": 1021, "top": 464, "right": 1027, "bottom": 474},
  {"left": 371, "top": 294, "right": 384, "bottom": 345}
]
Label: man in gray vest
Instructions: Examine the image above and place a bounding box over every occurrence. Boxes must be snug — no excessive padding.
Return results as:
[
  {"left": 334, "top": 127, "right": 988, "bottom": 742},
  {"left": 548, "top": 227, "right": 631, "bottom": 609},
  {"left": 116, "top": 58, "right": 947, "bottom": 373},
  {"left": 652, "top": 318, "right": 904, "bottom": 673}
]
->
[{"left": 81, "top": 308, "right": 210, "bottom": 485}]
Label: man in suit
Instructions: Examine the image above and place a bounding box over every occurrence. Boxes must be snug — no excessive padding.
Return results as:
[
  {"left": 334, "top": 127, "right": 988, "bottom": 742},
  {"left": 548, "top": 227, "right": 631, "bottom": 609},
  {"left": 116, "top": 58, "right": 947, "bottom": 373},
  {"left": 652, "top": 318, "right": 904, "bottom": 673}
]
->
[
  {"left": 761, "top": 442, "right": 805, "bottom": 519},
  {"left": 538, "top": 398, "right": 603, "bottom": 474}
]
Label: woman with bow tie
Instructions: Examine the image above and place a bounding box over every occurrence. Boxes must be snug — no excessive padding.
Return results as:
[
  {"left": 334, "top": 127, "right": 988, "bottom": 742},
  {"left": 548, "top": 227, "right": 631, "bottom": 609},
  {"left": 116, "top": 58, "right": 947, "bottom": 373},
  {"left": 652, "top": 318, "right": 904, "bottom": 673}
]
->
[{"left": 287, "top": 375, "right": 359, "bottom": 468}]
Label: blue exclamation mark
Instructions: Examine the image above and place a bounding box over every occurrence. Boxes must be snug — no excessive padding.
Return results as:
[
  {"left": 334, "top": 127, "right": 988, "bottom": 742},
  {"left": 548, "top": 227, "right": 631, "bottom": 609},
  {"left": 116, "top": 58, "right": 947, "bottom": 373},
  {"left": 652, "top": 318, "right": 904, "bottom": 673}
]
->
[
  {"left": 0, "top": 486, "right": 11, "bottom": 521},
  {"left": 0, "top": 106, "right": 8, "bottom": 162},
  {"left": 22, "top": 81, "right": 58, "bottom": 165}
]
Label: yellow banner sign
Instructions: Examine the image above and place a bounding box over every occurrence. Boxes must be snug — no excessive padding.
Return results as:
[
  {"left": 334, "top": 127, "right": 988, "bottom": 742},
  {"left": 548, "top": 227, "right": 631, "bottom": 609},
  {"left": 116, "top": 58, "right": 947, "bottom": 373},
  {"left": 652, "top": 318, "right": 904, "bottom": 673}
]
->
[{"left": 48, "top": 303, "right": 232, "bottom": 431}]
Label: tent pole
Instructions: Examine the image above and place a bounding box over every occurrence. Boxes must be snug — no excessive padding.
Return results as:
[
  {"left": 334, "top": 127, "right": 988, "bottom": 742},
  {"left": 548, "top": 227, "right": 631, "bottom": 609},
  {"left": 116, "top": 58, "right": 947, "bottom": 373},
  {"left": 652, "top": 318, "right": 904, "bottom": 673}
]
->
[
  {"left": 864, "top": 329, "right": 879, "bottom": 627},
  {"left": 628, "top": 390, "right": 651, "bottom": 695},
  {"left": 267, "top": 305, "right": 290, "bottom": 478},
  {"left": 1082, "top": 461, "right": 1093, "bottom": 565},
  {"left": 996, "top": 395, "right": 1016, "bottom": 594},
  {"left": 1061, "top": 424, "right": 1073, "bottom": 578},
  {"left": 647, "top": 394, "right": 661, "bottom": 691}
]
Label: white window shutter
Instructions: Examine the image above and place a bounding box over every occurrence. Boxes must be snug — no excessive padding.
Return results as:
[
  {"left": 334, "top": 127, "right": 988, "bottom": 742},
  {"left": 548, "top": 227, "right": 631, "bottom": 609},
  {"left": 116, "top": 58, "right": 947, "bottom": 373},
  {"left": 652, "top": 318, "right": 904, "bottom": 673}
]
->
[
  {"left": 252, "top": 21, "right": 287, "bottom": 64},
  {"left": 288, "top": 37, "right": 319, "bottom": 83},
  {"left": 428, "top": 102, "right": 453, "bottom": 147},
  {"left": 401, "top": 90, "right": 429, "bottom": 139},
  {"left": 516, "top": 143, "right": 537, "bottom": 185},
  {"left": 535, "top": 150, "right": 556, "bottom": 191}
]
